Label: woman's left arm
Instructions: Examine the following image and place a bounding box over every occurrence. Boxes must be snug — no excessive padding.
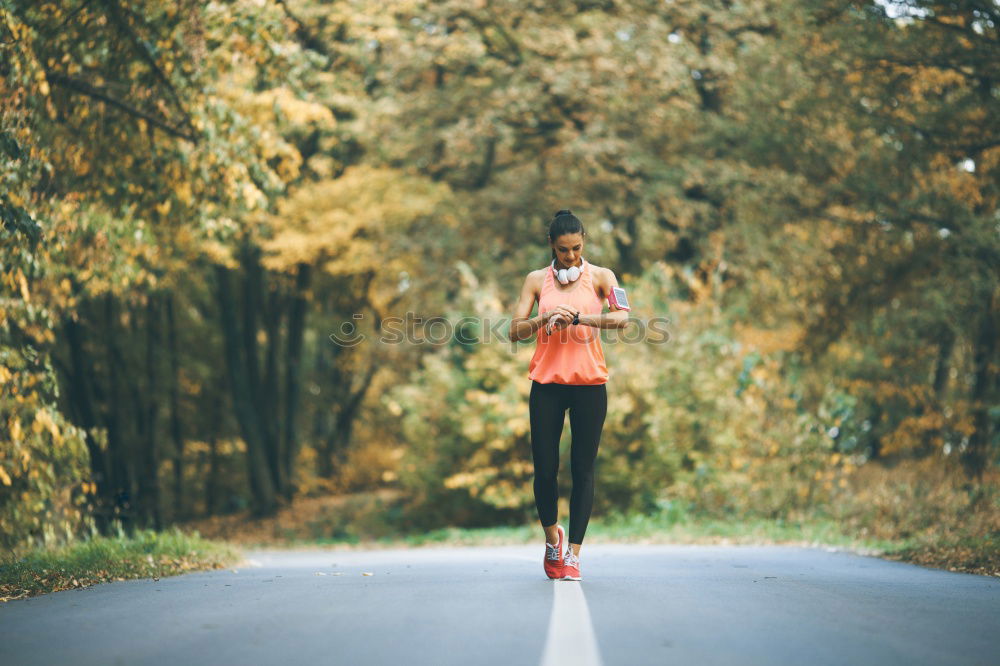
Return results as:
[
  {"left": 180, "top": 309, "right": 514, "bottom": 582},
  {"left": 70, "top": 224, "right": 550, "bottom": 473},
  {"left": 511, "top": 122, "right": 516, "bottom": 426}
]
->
[{"left": 578, "top": 268, "right": 630, "bottom": 330}]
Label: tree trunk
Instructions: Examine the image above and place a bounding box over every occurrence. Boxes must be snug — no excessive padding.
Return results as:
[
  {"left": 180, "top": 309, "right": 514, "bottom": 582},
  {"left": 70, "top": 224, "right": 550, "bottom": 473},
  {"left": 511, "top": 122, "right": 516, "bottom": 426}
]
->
[
  {"left": 920, "top": 326, "right": 955, "bottom": 456},
  {"left": 166, "top": 293, "right": 185, "bottom": 521},
  {"left": 63, "top": 313, "right": 113, "bottom": 529},
  {"left": 206, "top": 390, "right": 223, "bottom": 515},
  {"left": 141, "top": 293, "right": 162, "bottom": 530},
  {"left": 239, "top": 242, "right": 285, "bottom": 501},
  {"left": 261, "top": 280, "right": 284, "bottom": 495},
  {"left": 282, "top": 262, "right": 311, "bottom": 498},
  {"left": 320, "top": 360, "right": 378, "bottom": 479},
  {"left": 103, "top": 294, "right": 131, "bottom": 528},
  {"left": 214, "top": 263, "right": 278, "bottom": 515},
  {"left": 963, "top": 290, "right": 999, "bottom": 479}
]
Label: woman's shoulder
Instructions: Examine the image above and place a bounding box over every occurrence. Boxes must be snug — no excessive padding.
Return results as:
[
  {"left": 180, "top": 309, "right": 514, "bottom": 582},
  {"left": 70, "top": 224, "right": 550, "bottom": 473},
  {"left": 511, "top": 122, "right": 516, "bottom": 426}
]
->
[
  {"left": 587, "top": 262, "right": 613, "bottom": 284},
  {"left": 521, "top": 267, "right": 546, "bottom": 294}
]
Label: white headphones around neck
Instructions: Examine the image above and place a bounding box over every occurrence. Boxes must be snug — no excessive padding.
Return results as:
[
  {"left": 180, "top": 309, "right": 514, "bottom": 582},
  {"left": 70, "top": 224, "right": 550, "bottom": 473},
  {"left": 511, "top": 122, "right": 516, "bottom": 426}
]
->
[{"left": 551, "top": 257, "right": 586, "bottom": 285}]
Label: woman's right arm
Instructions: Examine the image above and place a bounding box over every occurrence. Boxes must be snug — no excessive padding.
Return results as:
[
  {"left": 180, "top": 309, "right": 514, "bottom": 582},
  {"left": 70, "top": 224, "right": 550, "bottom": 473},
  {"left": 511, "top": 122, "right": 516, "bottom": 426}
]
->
[{"left": 509, "top": 272, "right": 548, "bottom": 342}]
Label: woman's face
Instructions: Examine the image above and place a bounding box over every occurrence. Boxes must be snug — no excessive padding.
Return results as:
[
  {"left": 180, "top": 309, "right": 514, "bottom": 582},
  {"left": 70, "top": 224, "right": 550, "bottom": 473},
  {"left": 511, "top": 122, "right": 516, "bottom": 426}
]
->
[{"left": 550, "top": 232, "right": 584, "bottom": 268}]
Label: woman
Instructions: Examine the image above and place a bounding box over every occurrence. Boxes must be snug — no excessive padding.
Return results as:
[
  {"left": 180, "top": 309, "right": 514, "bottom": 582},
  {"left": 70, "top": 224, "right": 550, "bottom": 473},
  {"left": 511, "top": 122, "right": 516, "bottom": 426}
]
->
[{"left": 509, "top": 209, "right": 629, "bottom": 581}]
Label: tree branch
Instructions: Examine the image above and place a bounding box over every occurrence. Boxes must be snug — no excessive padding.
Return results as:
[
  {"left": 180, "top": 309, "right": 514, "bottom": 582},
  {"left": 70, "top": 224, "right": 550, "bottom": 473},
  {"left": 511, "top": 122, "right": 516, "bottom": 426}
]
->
[
  {"left": 99, "top": 0, "right": 197, "bottom": 137},
  {"left": 275, "top": 0, "right": 333, "bottom": 60},
  {"left": 44, "top": 70, "right": 198, "bottom": 143}
]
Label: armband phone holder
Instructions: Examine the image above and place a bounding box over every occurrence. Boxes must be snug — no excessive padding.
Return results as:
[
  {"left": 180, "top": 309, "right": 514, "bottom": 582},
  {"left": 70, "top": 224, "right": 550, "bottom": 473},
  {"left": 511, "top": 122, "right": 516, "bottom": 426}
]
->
[{"left": 609, "top": 286, "right": 631, "bottom": 311}]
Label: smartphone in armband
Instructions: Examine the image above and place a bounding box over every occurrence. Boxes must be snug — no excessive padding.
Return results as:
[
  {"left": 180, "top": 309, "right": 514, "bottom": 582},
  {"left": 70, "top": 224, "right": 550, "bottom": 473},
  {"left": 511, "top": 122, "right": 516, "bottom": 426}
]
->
[{"left": 609, "top": 286, "right": 631, "bottom": 311}]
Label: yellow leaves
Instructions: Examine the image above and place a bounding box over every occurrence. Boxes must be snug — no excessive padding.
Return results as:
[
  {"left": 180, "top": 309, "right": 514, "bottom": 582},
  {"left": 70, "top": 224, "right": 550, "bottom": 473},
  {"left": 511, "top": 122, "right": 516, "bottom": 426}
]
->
[
  {"left": 908, "top": 67, "right": 965, "bottom": 101},
  {"left": 267, "top": 88, "right": 336, "bottom": 127},
  {"left": 866, "top": 380, "right": 932, "bottom": 407},
  {"left": 155, "top": 199, "right": 172, "bottom": 216},
  {"left": 735, "top": 323, "right": 803, "bottom": 354},
  {"left": 307, "top": 155, "right": 336, "bottom": 179},
  {"left": 0, "top": 466, "right": 10, "bottom": 486},
  {"left": 782, "top": 223, "right": 811, "bottom": 243},
  {"left": 202, "top": 240, "right": 237, "bottom": 269},
  {"left": 241, "top": 181, "right": 265, "bottom": 210},
  {"left": 461, "top": 418, "right": 485, "bottom": 441},
  {"left": 226, "top": 86, "right": 335, "bottom": 132},
  {"left": 443, "top": 471, "right": 478, "bottom": 490},
  {"left": 32, "top": 408, "right": 63, "bottom": 444},
  {"left": 9, "top": 417, "right": 22, "bottom": 443},
  {"left": 175, "top": 181, "right": 193, "bottom": 205},
  {"left": 825, "top": 205, "right": 868, "bottom": 225},
  {"left": 6, "top": 191, "right": 25, "bottom": 208},
  {"left": 36, "top": 69, "right": 50, "bottom": 97},
  {"left": 15, "top": 269, "right": 30, "bottom": 302},
  {"left": 506, "top": 416, "right": 529, "bottom": 438},
  {"left": 843, "top": 70, "right": 863, "bottom": 85},
  {"left": 261, "top": 165, "right": 448, "bottom": 272}
]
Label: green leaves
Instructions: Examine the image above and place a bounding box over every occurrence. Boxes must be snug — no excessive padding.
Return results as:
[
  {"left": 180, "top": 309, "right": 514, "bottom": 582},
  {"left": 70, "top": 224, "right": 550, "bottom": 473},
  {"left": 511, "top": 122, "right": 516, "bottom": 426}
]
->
[{"left": 0, "top": 195, "right": 41, "bottom": 245}]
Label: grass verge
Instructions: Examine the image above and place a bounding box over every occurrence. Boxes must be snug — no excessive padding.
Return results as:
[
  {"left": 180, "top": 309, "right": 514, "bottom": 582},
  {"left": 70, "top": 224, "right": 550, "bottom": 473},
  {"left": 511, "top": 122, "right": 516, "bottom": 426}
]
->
[
  {"left": 309, "top": 514, "right": 902, "bottom": 555},
  {"left": 0, "top": 528, "right": 243, "bottom": 602},
  {"left": 182, "top": 487, "right": 999, "bottom": 578},
  {"left": 361, "top": 517, "right": 996, "bottom": 577}
]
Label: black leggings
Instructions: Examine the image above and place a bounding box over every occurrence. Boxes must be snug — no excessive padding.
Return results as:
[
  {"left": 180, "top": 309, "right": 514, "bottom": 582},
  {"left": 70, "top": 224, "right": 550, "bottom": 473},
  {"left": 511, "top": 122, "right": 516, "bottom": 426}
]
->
[{"left": 529, "top": 380, "right": 608, "bottom": 545}]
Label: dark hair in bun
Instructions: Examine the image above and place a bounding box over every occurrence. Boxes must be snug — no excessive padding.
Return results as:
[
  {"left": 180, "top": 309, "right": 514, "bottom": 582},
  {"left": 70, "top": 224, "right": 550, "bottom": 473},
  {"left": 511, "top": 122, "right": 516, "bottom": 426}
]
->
[{"left": 548, "top": 209, "right": 585, "bottom": 260}]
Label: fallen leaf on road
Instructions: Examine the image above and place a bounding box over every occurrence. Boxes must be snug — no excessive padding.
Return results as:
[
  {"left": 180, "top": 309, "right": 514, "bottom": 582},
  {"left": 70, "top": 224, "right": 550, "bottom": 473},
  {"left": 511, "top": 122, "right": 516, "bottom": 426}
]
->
[{"left": 362, "top": 572, "right": 374, "bottom": 576}]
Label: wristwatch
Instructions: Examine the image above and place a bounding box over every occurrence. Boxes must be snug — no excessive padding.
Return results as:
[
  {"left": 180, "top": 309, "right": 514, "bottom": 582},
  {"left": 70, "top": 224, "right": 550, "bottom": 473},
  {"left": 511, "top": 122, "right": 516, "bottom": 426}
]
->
[{"left": 571, "top": 311, "right": 580, "bottom": 326}]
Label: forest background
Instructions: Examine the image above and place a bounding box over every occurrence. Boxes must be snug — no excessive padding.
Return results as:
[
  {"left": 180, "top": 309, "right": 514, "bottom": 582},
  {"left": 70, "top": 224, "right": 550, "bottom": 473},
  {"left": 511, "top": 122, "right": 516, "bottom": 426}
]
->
[{"left": 2, "top": 0, "right": 997, "bottom": 575}]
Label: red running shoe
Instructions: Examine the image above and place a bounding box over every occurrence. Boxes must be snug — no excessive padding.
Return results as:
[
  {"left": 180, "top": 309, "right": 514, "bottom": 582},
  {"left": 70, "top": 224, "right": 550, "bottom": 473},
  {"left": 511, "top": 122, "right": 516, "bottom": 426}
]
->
[
  {"left": 562, "top": 546, "right": 582, "bottom": 581},
  {"left": 543, "top": 525, "right": 565, "bottom": 579}
]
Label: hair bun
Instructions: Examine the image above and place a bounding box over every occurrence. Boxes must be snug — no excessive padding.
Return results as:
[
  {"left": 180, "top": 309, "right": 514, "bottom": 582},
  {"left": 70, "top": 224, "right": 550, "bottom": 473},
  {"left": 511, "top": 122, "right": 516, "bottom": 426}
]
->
[{"left": 555, "top": 209, "right": 573, "bottom": 216}]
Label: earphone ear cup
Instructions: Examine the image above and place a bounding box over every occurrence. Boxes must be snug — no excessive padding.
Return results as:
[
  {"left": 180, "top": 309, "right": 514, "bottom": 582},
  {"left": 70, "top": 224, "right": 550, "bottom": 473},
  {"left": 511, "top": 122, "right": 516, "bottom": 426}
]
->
[{"left": 551, "top": 258, "right": 584, "bottom": 284}]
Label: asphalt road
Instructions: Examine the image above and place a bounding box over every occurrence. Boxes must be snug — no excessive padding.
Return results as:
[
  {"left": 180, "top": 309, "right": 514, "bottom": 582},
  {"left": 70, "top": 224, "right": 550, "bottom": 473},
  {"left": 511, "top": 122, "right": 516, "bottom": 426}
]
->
[{"left": 1, "top": 544, "right": 998, "bottom": 665}]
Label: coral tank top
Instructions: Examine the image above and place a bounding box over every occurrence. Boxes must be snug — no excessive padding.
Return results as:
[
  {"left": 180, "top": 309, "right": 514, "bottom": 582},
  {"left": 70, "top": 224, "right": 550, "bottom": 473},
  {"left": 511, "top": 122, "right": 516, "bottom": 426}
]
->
[{"left": 528, "top": 259, "right": 609, "bottom": 385}]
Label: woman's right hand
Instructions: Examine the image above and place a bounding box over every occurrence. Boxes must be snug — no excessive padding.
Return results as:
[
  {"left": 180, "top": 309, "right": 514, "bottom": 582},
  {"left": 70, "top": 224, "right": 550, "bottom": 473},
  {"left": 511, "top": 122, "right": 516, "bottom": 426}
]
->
[
  {"left": 545, "top": 312, "right": 571, "bottom": 335},
  {"left": 542, "top": 305, "right": 578, "bottom": 334},
  {"left": 544, "top": 305, "right": 578, "bottom": 323}
]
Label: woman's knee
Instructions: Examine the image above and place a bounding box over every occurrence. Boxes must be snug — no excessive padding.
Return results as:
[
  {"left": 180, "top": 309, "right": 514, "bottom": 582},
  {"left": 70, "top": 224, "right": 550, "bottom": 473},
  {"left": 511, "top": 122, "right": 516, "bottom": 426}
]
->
[
  {"left": 533, "top": 468, "right": 558, "bottom": 487},
  {"left": 569, "top": 461, "right": 596, "bottom": 484}
]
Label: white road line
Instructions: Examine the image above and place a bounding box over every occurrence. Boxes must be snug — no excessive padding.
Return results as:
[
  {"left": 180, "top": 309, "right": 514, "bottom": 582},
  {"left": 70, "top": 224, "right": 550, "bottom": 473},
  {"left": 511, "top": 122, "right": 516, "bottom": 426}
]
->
[{"left": 539, "top": 581, "right": 604, "bottom": 666}]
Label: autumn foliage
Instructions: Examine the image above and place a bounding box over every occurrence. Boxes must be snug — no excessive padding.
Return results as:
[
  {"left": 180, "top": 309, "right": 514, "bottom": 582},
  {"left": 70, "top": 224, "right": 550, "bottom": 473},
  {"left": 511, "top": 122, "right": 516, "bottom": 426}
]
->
[{"left": 1, "top": 1, "right": 997, "bottom": 557}]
